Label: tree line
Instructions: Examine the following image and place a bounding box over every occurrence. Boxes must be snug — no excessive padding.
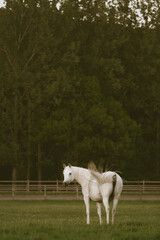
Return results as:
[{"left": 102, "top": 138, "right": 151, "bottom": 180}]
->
[{"left": 0, "top": 0, "right": 159, "bottom": 181}]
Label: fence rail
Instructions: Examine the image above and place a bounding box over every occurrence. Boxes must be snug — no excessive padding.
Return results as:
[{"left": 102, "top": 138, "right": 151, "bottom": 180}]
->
[{"left": 0, "top": 180, "right": 160, "bottom": 200}]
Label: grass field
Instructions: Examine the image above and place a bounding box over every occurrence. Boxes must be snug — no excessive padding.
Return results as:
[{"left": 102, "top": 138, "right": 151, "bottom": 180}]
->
[{"left": 0, "top": 200, "right": 159, "bottom": 240}]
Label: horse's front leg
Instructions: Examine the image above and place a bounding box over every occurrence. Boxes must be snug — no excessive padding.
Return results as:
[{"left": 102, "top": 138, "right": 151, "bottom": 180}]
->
[{"left": 83, "top": 195, "right": 90, "bottom": 224}]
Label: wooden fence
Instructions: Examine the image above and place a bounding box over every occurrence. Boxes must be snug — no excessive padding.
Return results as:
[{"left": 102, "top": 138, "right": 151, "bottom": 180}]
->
[{"left": 0, "top": 180, "right": 160, "bottom": 200}]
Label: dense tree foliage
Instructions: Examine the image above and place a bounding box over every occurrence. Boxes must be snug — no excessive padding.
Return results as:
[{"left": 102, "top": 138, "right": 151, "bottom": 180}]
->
[{"left": 0, "top": 0, "right": 159, "bottom": 180}]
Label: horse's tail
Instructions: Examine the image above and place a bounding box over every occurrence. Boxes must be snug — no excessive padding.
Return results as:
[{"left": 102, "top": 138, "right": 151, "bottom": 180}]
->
[{"left": 109, "top": 174, "right": 117, "bottom": 201}]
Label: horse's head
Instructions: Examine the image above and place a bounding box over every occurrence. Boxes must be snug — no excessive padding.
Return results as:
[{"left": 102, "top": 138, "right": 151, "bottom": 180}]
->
[{"left": 63, "top": 164, "right": 74, "bottom": 186}]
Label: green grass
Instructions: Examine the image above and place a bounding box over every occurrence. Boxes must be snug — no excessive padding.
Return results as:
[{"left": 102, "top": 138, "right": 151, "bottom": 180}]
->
[{"left": 0, "top": 200, "right": 159, "bottom": 240}]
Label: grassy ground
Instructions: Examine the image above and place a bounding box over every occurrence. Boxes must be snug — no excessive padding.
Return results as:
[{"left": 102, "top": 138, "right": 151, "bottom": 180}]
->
[{"left": 0, "top": 200, "right": 159, "bottom": 240}]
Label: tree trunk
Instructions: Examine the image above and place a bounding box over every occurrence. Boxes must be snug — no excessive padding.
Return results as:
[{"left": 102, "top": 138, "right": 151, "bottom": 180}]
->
[
  {"left": 12, "top": 166, "right": 17, "bottom": 192},
  {"left": 13, "top": 95, "right": 18, "bottom": 181},
  {"left": 27, "top": 98, "right": 31, "bottom": 180},
  {"left": 156, "top": 111, "right": 160, "bottom": 178},
  {"left": 38, "top": 143, "right": 42, "bottom": 183},
  {"left": 12, "top": 166, "right": 17, "bottom": 181}
]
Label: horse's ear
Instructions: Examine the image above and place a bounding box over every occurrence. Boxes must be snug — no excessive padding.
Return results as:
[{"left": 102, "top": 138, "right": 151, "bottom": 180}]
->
[
  {"left": 63, "top": 164, "right": 66, "bottom": 169},
  {"left": 69, "top": 163, "right": 72, "bottom": 168}
]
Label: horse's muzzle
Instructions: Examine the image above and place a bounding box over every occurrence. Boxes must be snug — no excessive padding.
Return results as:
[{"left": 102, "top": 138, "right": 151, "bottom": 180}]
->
[{"left": 63, "top": 181, "right": 68, "bottom": 186}]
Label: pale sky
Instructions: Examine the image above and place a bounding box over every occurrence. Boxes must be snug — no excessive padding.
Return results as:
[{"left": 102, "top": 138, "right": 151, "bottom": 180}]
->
[
  {"left": 0, "top": 0, "right": 5, "bottom": 7},
  {"left": 0, "top": 0, "right": 156, "bottom": 27}
]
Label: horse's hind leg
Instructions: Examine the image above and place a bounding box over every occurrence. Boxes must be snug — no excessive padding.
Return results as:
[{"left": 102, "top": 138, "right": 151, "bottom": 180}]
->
[
  {"left": 103, "top": 197, "right": 110, "bottom": 224},
  {"left": 96, "top": 202, "right": 103, "bottom": 225},
  {"left": 112, "top": 198, "right": 119, "bottom": 224}
]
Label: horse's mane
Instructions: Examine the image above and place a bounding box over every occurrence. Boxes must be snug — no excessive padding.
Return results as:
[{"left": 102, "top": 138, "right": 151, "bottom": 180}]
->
[
  {"left": 88, "top": 161, "right": 122, "bottom": 174},
  {"left": 88, "top": 161, "right": 103, "bottom": 173},
  {"left": 88, "top": 161, "right": 117, "bottom": 184}
]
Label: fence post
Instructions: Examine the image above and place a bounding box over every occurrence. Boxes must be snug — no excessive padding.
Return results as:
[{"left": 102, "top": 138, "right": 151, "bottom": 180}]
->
[
  {"left": 44, "top": 185, "right": 47, "bottom": 200},
  {"left": 38, "top": 180, "right": 42, "bottom": 192},
  {"left": 139, "top": 186, "right": 142, "bottom": 200},
  {"left": 143, "top": 180, "right": 145, "bottom": 193},
  {"left": 12, "top": 185, "right": 15, "bottom": 198},
  {"left": 76, "top": 185, "right": 79, "bottom": 200},
  {"left": 27, "top": 179, "right": 30, "bottom": 192},
  {"left": 56, "top": 180, "right": 59, "bottom": 193}
]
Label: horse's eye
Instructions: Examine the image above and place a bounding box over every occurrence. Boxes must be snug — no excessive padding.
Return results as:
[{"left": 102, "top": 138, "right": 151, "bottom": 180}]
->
[{"left": 69, "top": 173, "right": 72, "bottom": 176}]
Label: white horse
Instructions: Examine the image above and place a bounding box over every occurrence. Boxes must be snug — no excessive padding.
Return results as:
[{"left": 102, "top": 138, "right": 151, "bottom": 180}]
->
[{"left": 63, "top": 164, "right": 123, "bottom": 225}]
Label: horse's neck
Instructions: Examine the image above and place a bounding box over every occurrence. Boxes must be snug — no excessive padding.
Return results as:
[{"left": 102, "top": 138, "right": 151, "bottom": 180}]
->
[{"left": 72, "top": 167, "right": 89, "bottom": 186}]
